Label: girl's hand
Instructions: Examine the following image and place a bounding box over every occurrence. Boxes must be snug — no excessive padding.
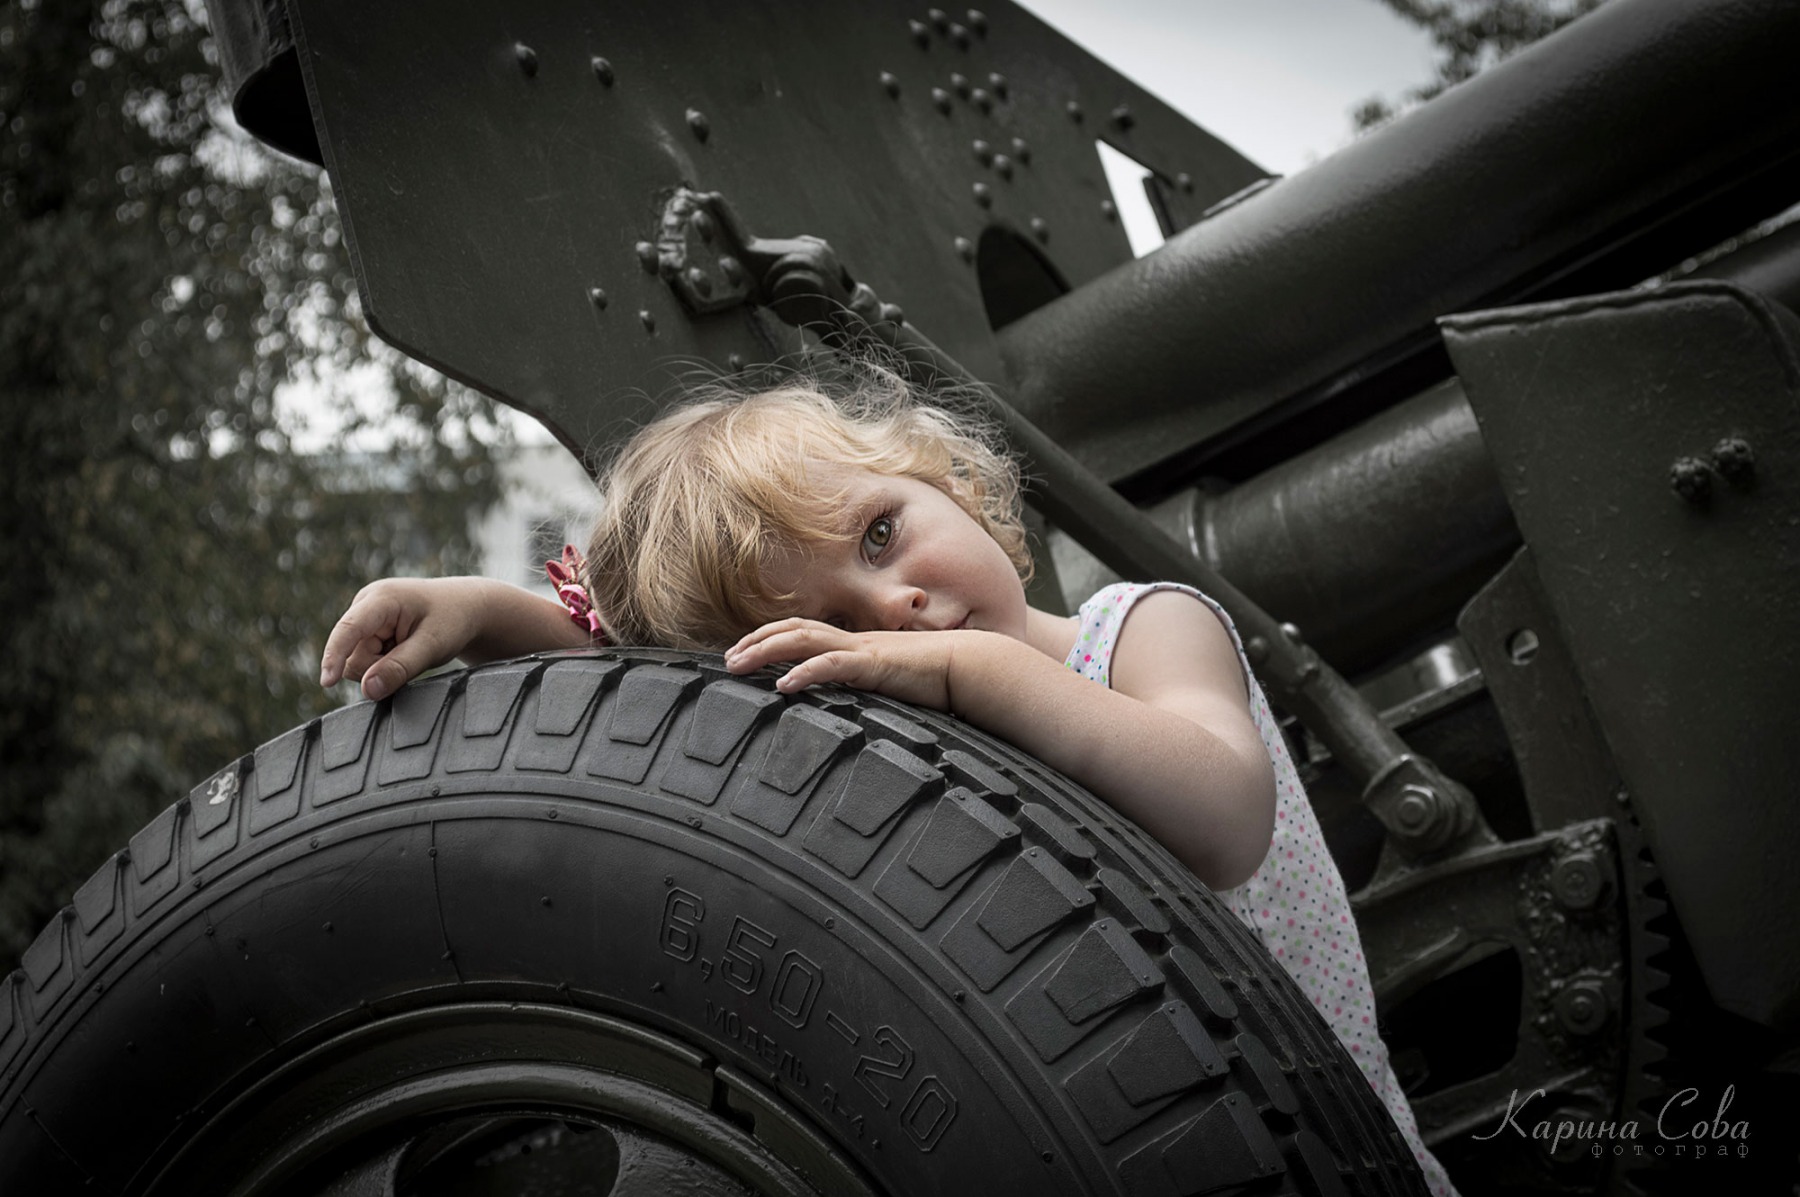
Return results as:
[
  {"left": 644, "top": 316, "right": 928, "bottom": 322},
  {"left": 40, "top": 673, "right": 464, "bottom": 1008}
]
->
[
  {"left": 724, "top": 618, "right": 967, "bottom": 709},
  {"left": 320, "top": 576, "right": 596, "bottom": 702},
  {"left": 320, "top": 578, "right": 486, "bottom": 702}
]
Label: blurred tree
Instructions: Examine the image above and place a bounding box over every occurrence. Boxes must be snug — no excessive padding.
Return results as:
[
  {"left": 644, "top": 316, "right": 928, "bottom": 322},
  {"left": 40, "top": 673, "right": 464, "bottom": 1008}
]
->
[
  {"left": 0, "top": 0, "right": 509, "bottom": 964},
  {"left": 1352, "top": 0, "right": 1610, "bottom": 131}
]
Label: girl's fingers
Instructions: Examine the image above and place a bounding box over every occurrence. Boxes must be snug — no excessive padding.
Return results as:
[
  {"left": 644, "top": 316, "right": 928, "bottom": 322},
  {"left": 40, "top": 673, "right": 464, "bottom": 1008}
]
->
[
  {"left": 725, "top": 622, "right": 846, "bottom": 673},
  {"left": 321, "top": 597, "right": 399, "bottom": 686},
  {"left": 777, "top": 650, "right": 866, "bottom": 694},
  {"left": 358, "top": 629, "right": 449, "bottom": 702}
]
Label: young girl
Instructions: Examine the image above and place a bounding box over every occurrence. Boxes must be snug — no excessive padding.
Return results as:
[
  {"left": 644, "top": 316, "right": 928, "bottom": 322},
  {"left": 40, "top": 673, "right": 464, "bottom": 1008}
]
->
[{"left": 319, "top": 374, "right": 1456, "bottom": 1194}]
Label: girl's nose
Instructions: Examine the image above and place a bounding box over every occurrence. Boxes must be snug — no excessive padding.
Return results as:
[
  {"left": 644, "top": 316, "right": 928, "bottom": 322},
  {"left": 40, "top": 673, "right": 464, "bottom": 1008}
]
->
[{"left": 879, "top": 585, "right": 928, "bottom": 631}]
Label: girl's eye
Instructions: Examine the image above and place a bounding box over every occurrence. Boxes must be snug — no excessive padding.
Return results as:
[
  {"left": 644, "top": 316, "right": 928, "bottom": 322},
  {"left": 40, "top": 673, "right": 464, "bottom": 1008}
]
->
[{"left": 862, "top": 515, "right": 895, "bottom": 559}]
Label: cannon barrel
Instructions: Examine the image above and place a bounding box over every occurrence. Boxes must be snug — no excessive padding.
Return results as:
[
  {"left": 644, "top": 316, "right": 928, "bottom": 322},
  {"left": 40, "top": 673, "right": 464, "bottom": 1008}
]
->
[{"left": 997, "top": 0, "right": 1800, "bottom": 487}]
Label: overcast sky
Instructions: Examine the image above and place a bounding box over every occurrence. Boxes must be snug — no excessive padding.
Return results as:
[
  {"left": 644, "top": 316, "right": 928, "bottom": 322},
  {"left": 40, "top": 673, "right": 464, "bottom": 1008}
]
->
[{"left": 1015, "top": 0, "right": 1438, "bottom": 174}]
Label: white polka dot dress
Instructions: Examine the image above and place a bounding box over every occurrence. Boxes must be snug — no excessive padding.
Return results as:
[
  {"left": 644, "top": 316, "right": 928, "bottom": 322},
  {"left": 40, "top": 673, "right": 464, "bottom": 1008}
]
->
[{"left": 1065, "top": 583, "right": 1456, "bottom": 1196}]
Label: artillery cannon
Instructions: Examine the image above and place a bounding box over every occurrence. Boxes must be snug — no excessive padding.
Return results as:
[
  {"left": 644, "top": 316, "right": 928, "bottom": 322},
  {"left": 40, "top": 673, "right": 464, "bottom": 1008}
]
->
[{"left": 3, "top": 0, "right": 1797, "bottom": 1193}]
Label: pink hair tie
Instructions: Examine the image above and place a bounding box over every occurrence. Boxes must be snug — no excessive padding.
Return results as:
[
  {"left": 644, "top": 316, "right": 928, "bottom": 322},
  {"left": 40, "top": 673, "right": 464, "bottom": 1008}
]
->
[{"left": 546, "top": 544, "right": 607, "bottom": 643}]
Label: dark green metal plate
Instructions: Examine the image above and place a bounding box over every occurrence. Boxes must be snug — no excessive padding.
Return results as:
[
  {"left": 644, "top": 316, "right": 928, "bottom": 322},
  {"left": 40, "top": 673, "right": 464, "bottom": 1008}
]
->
[{"left": 285, "top": 0, "right": 1265, "bottom": 463}]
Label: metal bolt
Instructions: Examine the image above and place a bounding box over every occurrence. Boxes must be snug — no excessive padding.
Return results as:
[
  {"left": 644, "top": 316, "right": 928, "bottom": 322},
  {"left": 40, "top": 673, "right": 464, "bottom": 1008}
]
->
[
  {"left": 1011, "top": 136, "right": 1030, "bottom": 163},
  {"left": 684, "top": 266, "right": 713, "bottom": 298},
  {"left": 1670, "top": 455, "right": 1712, "bottom": 502},
  {"left": 931, "top": 87, "right": 952, "bottom": 114},
  {"left": 515, "top": 43, "right": 539, "bottom": 77},
  {"left": 635, "top": 241, "right": 658, "bottom": 273},
  {"left": 1394, "top": 788, "right": 1435, "bottom": 833},
  {"left": 909, "top": 18, "right": 930, "bottom": 47},
  {"left": 587, "top": 286, "right": 608, "bottom": 310},
  {"left": 1711, "top": 436, "right": 1754, "bottom": 481},
  {"left": 1066, "top": 99, "right": 1083, "bottom": 123},
  {"left": 950, "top": 72, "right": 970, "bottom": 98},
  {"left": 1551, "top": 853, "right": 1605, "bottom": 911},
  {"left": 639, "top": 310, "right": 656, "bottom": 333},
  {"left": 967, "top": 9, "right": 988, "bottom": 35},
  {"left": 971, "top": 86, "right": 992, "bottom": 113},
  {"left": 686, "top": 108, "right": 710, "bottom": 142},
  {"left": 591, "top": 56, "right": 614, "bottom": 86},
  {"left": 989, "top": 72, "right": 1008, "bottom": 99},
  {"left": 1554, "top": 980, "right": 1608, "bottom": 1035},
  {"left": 954, "top": 236, "right": 975, "bottom": 263},
  {"left": 972, "top": 138, "right": 993, "bottom": 164},
  {"left": 972, "top": 181, "right": 992, "bottom": 207},
  {"left": 880, "top": 71, "right": 901, "bottom": 98},
  {"left": 1506, "top": 628, "right": 1538, "bottom": 665},
  {"left": 1100, "top": 198, "right": 1117, "bottom": 220},
  {"left": 992, "top": 153, "right": 1012, "bottom": 179},
  {"left": 1029, "top": 215, "right": 1049, "bottom": 243},
  {"left": 1111, "top": 102, "right": 1134, "bottom": 129},
  {"left": 929, "top": 7, "right": 950, "bottom": 32}
]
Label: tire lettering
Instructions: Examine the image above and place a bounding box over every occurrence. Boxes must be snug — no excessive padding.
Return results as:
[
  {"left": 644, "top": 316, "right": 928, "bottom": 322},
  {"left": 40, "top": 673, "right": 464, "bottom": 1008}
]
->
[
  {"left": 770, "top": 950, "right": 822, "bottom": 1028},
  {"left": 854, "top": 1025, "right": 913, "bottom": 1110},
  {"left": 660, "top": 887, "right": 704, "bottom": 962},
  {"left": 721, "top": 916, "right": 777, "bottom": 995}
]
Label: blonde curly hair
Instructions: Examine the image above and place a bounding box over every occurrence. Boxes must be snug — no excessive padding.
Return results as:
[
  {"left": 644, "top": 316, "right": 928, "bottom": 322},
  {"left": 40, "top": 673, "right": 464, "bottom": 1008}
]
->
[{"left": 582, "top": 371, "right": 1029, "bottom": 649}]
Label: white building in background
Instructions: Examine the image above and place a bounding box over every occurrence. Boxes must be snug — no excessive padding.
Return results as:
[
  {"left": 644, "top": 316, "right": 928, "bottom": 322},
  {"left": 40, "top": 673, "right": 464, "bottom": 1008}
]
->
[{"left": 471, "top": 440, "right": 602, "bottom": 590}]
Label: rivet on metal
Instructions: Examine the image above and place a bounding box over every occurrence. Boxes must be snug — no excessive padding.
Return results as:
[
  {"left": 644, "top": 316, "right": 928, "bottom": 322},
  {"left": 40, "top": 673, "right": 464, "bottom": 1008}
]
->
[
  {"left": 639, "top": 310, "right": 657, "bottom": 333},
  {"left": 989, "top": 72, "right": 1008, "bottom": 99},
  {"left": 1100, "top": 198, "right": 1117, "bottom": 220},
  {"left": 1066, "top": 99, "right": 1083, "bottom": 123},
  {"left": 880, "top": 71, "right": 901, "bottom": 98},
  {"left": 1669, "top": 455, "right": 1712, "bottom": 502},
  {"left": 1030, "top": 215, "right": 1049, "bottom": 243},
  {"left": 954, "top": 236, "right": 975, "bottom": 263},
  {"left": 972, "top": 139, "right": 993, "bottom": 164},
  {"left": 950, "top": 72, "right": 970, "bottom": 98},
  {"left": 971, "top": 86, "right": 992, "bottom": 113},
  {"left": 1711, "top": 436, "right": 1754, "bottom": 481},
  {"left": 1551, "top": 853, "right": 1605, "bottom": 911},
  {"left": 591, "top": 56, "right": 615, "bottom": 86},
  {"left": 686, "top": 108, "right": 710, "bottom": 142},
  {"left": 950, "top": 22, "right": 970, "bottom": 48},
  {"left": 1111, "top": 102, "right": 1135, "bottom": 129},
  {"left": 909, "top": 18, "right": 930, "bottom": 47},
  {"left": 967, "top": 9, "right": 988, "bottom": 35},
  {"left": 635, "top": 241, "right": 659, "bottom": 272},
  {"left": 515, "top": 43, "right": 539, "bottom": 78},
  {"left": 932, "top": 87, "right": 953, "bottom": 114},
  {"left": 588, "top": 287, "right": 608, "bottom": 310},
  {"left": 928, "top": 7, "right": 950, "bottom": 32},
  {"left": 1011, "top": 136, "right": 1030, "bottom": 163},
  {"left": 685, "top": 266, "right": 714, "bottom": 298},
  {"left": 993, "top": 153, "right": 1013, "bottom": 179},
  {"left": 972, "top": 181, "right": 992, "bottom": 208},
  {"left": 1177, "top": 171, "right": 1193, "bottom": 193},
  {"left": 1506, "top": 628, "right": 1538, "bottom": 665}
]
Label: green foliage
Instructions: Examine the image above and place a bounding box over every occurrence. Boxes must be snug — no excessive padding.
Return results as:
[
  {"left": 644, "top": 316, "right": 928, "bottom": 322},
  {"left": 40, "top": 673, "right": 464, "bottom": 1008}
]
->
[
  {"left": 0, "top": 0, "right": 508, "bottom": 965},
  {"left": 1354, "top": 0, "right": 1610, "bottom": 131}
]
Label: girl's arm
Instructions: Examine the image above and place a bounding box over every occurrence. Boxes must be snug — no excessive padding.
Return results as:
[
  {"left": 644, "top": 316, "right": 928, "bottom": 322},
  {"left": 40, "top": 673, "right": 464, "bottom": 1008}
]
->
[
  {"left": 320, "top": 576, "right": 595, "bottom": 701},
  {"left": 726, "top": 593, "right": 1277, "bottom": 890}
]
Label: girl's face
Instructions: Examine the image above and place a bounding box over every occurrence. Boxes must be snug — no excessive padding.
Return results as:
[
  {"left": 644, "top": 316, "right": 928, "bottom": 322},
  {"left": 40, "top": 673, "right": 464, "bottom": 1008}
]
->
[{"left": 763, "top": 468, "right": 1029, "bottom": 641}]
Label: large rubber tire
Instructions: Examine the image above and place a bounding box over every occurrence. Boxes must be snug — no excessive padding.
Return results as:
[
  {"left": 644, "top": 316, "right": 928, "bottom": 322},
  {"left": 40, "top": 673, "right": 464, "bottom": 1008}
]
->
[{"left": 0, "top": 650, "right": 1427, "bottom": 1196}]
